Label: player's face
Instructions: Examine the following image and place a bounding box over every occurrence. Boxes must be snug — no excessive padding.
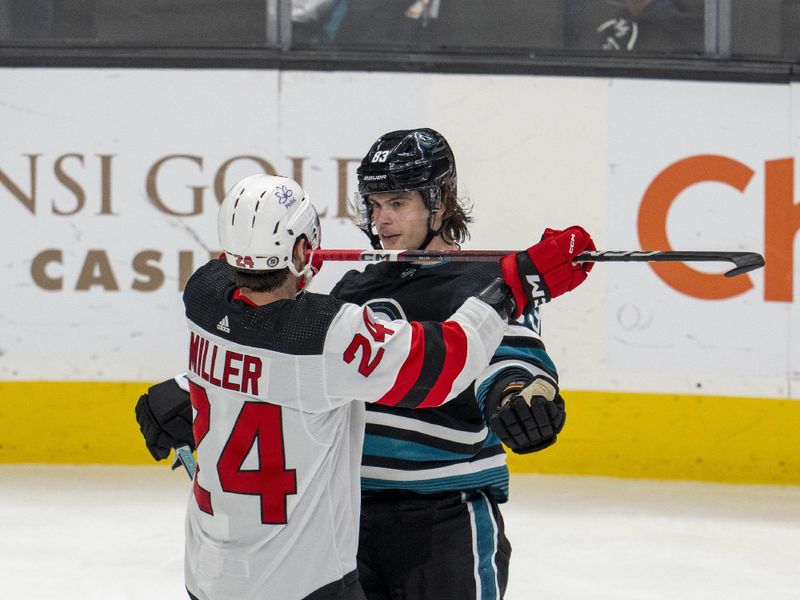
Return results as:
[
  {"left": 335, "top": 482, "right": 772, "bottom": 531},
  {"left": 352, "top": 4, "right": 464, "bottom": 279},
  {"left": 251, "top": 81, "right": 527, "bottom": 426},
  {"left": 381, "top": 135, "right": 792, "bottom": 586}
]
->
[{"left": 368, "top": 191, "right": 435, "bottom": 250}]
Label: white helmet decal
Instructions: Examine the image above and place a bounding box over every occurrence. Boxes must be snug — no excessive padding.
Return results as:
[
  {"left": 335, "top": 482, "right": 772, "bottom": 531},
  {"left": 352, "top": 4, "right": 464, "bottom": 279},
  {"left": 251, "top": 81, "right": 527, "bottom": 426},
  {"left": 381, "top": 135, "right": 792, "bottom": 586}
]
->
[{"left": 217, "top": 174, "right": 321, "bottom": 277}]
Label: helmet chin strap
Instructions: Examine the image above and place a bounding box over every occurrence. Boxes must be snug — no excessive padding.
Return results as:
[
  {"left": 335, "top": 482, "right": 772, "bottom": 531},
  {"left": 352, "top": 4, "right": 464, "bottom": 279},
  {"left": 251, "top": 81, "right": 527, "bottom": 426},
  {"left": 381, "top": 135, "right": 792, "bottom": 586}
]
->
[
  {"left": 417, "top": 204, "right": 442, "bottom": 251},
  {"left": 291, "top": 245, "right": 314, "bottom": 294},
  {"left": 418, "top": 223, "right": 442, "bottom": 250},
  {"left": 365, "top": 226, "right": 382, "bottom": 250}
]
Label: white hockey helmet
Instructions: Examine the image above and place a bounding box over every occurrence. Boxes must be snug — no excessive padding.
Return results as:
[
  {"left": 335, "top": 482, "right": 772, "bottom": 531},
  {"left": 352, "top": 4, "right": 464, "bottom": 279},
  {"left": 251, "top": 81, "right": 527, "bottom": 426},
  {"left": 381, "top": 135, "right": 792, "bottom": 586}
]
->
[{"left": 217, "top": 174, "right": 321, "bottom": 279}]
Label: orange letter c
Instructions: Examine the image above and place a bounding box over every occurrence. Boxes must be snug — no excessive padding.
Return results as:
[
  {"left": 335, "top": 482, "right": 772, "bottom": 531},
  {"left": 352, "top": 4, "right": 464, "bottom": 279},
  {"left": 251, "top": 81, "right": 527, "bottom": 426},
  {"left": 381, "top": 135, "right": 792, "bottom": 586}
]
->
[{"left": 638, "top": 155, "right": 755, "bottom": 300}]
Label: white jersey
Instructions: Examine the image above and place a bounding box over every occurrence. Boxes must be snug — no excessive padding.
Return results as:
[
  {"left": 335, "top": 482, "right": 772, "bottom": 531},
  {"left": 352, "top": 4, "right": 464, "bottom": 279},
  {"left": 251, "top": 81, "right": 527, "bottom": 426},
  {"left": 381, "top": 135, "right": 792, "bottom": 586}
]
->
[{"left": 182, "top": 260, "right": 505, "bottom": 600}]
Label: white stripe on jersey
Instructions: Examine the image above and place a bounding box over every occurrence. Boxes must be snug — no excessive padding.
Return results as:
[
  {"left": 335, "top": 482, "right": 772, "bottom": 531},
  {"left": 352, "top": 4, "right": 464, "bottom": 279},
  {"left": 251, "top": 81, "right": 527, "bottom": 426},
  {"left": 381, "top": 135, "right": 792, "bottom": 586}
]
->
[
  {"left": 365, "top": 410, "right": 488, "bottom": 445},
  {"left": 504, "top": 323, "right": 544, "bottom": 340},
  {"left": 360, "top": 453, "right": 507, "bottom": 482}
]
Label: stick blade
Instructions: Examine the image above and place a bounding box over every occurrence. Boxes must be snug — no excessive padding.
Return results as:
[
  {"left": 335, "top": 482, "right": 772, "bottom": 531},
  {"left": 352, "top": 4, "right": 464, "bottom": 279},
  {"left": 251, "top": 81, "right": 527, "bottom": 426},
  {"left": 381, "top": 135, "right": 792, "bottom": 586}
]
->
[{"left": 724, "top": 253, "right": 765, "bottom": 277}]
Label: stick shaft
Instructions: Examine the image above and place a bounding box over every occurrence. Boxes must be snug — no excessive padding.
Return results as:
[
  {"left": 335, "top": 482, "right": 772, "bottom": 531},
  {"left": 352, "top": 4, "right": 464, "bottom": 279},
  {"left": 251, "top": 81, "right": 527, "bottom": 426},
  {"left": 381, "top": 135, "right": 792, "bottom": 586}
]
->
[
  {"left": 310, "top": 249, "right": 764, "bottom": 277},
  {"left": 172, "top": 445, "right": 197, "bottom": 480}
]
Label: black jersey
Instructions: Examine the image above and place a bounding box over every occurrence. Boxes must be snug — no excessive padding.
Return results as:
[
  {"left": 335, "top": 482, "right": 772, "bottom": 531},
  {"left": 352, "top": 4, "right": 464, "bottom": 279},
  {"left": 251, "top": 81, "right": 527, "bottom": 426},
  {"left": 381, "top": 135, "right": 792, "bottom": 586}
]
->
[{"left": 331, "top": 260, "right": 557, "bottom": 502}]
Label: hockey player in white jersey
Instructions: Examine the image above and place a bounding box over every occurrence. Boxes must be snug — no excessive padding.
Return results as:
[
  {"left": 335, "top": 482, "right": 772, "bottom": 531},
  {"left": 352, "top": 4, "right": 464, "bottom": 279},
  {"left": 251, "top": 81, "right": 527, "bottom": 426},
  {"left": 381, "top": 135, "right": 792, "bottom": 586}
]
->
[
  {"left": 167, "top": 173, "right": 539, "bottom": 600},
  {"left": 136, "top": 172, "right": 594, "bottom": 600}
]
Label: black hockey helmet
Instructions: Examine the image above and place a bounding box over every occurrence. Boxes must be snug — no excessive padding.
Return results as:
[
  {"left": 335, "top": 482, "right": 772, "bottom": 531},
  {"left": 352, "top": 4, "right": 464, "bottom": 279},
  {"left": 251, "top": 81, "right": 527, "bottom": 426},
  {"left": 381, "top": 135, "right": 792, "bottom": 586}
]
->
[
  {"left": 354, "top": 128, "right": 457, "bottom": 248},
  {"left": 357, "top": 128, "right": 456, "bottom": 199}
]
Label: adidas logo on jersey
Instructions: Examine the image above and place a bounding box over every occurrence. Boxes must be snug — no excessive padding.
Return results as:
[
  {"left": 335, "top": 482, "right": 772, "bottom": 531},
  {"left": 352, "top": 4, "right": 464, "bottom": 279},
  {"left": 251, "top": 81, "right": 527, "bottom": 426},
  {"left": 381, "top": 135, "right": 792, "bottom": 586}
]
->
[{"left": 216, "top": 315, "right": 231, "bottom": 333}]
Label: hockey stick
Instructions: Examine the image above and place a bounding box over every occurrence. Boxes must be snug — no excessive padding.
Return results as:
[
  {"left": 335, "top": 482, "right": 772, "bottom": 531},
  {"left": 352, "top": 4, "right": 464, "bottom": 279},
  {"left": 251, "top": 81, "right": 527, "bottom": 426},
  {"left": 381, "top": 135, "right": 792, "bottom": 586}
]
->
[
  {"left": 171, "top": 444, "right": 197, "bottom": 480},
  {"left": 310, "top": 249, "right": 764, "bottom": 277}
]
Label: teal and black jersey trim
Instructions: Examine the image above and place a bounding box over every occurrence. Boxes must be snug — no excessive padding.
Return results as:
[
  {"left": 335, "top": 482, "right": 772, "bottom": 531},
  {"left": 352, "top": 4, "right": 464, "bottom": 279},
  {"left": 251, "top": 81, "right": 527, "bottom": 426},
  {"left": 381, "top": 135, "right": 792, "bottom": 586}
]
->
[{"left": 363, "top": 438, "right": 505, "bottom": 469}]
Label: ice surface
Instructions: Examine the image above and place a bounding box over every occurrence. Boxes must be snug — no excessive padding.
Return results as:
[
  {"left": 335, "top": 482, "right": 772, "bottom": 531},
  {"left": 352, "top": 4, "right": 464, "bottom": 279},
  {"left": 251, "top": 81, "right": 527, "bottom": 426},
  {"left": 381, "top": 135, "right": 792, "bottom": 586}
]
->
[{"left": 1, "top": 466, "right": 797, "bottom": 600}]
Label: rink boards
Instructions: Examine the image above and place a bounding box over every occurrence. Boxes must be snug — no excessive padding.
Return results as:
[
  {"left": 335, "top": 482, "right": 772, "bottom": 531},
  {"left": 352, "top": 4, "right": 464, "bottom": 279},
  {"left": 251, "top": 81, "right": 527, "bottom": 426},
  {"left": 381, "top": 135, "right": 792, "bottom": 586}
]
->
[
  {"left": 0, "top": 69, "right": 797, "bottom": 483},
  {"left": 0, "top": 381, "right": 797, "bottom": 485}
]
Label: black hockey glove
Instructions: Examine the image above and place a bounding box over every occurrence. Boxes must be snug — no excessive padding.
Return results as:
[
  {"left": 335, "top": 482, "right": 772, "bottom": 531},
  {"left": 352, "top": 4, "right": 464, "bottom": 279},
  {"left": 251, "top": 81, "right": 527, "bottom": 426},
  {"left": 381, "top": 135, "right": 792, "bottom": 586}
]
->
[
  {"left": 135, "top": 378, "right": 194, "bottom": 461},
  {"left": 487, "top": 374, "right": 565, "bottom": 454}
]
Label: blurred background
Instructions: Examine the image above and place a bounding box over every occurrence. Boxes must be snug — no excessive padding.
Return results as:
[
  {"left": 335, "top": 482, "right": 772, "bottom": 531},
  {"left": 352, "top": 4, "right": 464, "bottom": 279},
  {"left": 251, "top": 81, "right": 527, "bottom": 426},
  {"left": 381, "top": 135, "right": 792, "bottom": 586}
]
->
[{"left": 0, "top": 0, "right": 798, "bottom": 60}]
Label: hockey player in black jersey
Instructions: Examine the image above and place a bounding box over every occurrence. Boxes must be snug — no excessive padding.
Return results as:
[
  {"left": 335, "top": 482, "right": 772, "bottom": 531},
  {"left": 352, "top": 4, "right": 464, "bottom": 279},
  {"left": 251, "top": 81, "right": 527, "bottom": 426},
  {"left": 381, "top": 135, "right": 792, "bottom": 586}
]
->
[{"left": 330, "top": 128, "right": 595, "bottom": 600}]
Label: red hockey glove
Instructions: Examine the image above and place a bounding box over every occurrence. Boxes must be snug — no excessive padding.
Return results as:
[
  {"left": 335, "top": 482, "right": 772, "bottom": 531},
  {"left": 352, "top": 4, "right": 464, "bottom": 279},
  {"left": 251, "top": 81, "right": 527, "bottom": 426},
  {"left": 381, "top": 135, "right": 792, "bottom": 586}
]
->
[{"left": 500, "top": 225, "right": 595, "bottom": 318}]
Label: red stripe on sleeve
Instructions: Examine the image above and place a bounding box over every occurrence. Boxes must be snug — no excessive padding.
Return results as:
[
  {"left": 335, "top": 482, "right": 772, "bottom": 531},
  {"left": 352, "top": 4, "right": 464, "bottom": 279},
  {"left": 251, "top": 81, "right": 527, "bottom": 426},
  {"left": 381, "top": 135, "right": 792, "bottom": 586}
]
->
[
  {"left": 416, "top": 321, "right": 469, "bottom": 408},
  {"left": 374, "top": 321, "right": 426, "bottom": 406}
]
